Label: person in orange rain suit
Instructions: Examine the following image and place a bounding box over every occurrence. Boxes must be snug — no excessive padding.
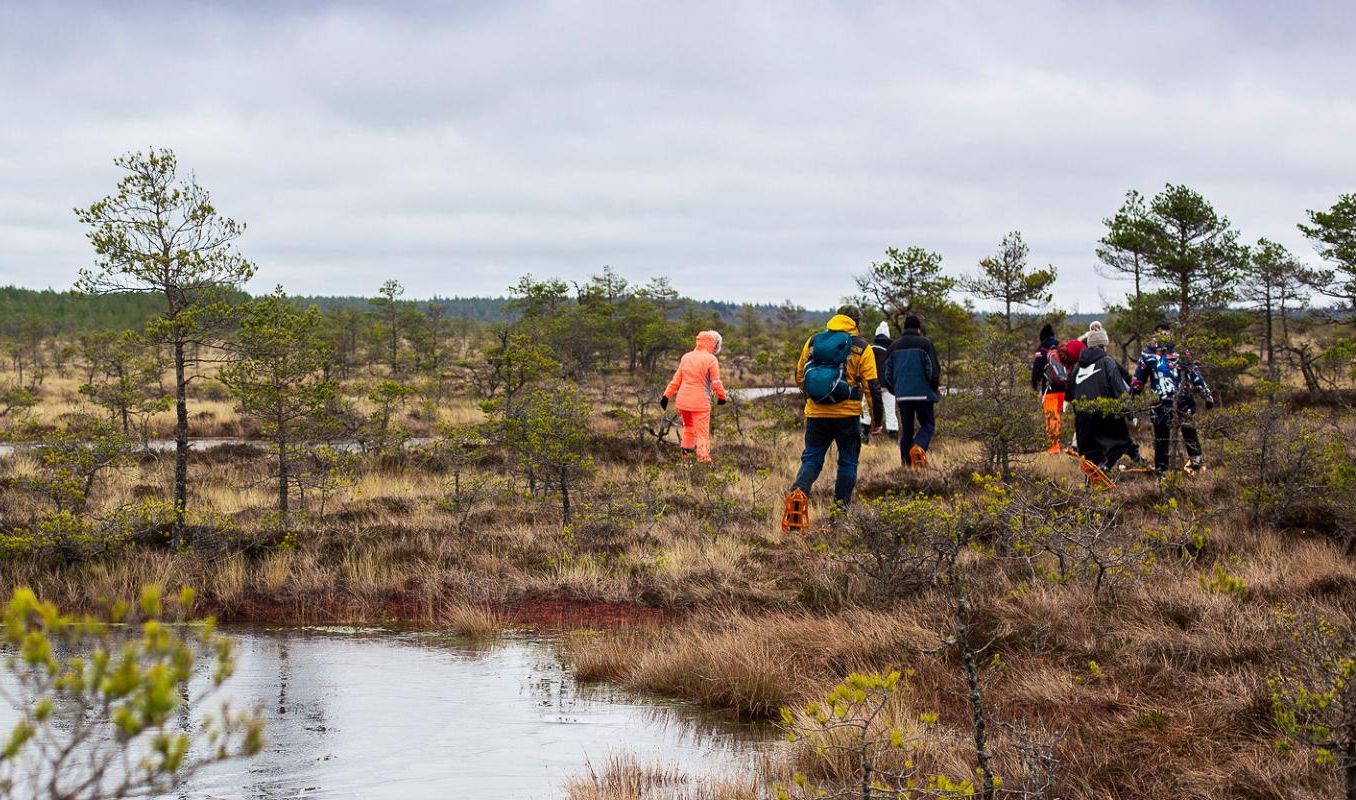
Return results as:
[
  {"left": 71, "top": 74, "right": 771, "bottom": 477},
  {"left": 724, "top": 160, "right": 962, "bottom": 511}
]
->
[
  {"left": 661, "top": 330, "right": 729, "bottom": 462},
  {"left": 1031, "top": 323, "right": 1067, "bottom": 453}
]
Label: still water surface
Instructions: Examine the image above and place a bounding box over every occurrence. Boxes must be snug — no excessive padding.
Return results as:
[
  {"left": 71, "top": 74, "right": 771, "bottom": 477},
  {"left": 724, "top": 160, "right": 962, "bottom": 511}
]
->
[{"left": 2, "top": 627, "right": 770, "bottom": 800}]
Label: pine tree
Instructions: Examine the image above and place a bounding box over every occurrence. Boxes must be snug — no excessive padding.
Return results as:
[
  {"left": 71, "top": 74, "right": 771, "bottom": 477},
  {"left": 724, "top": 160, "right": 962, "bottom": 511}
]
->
[
  {"left": 75, "top": 148, "right": 256, "bottom": 545},
  {"left": 1298, "top": 193, "right": 1356, "bottom": 315},
  {"left": 855, "top": 246, "right": 956, "bottom": 331},
  {"left": 1142, "top": 184, "right": 1242, "bottom": 325},
  {"left": 220, "top": 288, "right": 337, "bottom": 517},
  {"left": 1098, "top": 190, "right": 1167, "bottom": 354},
  {"left": 964, "top": 231, "right": 1056, "bottom": 333}
]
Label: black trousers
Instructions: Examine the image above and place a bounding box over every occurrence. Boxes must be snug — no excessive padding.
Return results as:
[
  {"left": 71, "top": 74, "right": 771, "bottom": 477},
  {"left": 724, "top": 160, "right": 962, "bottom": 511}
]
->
[
  {"left": 1153, "top": 420, "right": 1202, "bottom": 471},
  {"left": 1075, "top": 413, "right": 1134, "bottom": 472}
]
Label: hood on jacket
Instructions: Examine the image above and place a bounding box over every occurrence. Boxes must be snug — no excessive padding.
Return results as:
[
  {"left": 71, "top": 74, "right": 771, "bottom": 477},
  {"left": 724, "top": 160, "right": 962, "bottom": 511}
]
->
[
  {"left": 1078, "top": 345, "right": 1107, "bottom": 367},
  {"left": 1040, "top": 334, "right": 1059, "bottom": 350},
  {"left": 695, "top": 330, "right": 723, "bottom": 355},
  {"left": 826, "top": 314, "right": 860, "bottom": 336}
]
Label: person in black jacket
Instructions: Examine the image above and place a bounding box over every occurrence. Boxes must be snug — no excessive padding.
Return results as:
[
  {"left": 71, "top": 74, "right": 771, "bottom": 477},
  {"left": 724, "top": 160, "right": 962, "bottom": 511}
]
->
[
  {"left": 1030, "top": 323, "right": 1067, "bottom": 453},
  {"left": 1071, "top": 321, "right": 1134, "bottom": 473},
  {"left": 881, "top": 315, "right": 941, "bottom": 467}
]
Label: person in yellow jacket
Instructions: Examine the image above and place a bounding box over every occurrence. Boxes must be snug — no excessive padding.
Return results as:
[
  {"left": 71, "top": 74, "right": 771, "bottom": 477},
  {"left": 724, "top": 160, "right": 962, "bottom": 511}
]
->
[
  {"left": 788, "top": 306, "right": 884, "bottom": 515},
  {"left": 660, "top": 330, "right": 728, "bottom": 462}
]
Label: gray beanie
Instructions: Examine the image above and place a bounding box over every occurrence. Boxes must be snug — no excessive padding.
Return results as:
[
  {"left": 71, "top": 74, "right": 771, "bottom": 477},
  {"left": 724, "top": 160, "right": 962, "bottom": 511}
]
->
[{"left": 1086, "top": 320, "right": 1109, "bottom": 348}]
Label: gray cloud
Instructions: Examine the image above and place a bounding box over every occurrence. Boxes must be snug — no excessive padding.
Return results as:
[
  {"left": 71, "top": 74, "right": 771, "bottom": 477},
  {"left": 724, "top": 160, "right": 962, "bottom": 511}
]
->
[{"left": 0, "top": 0, "right": 1352, "bottom": 311}]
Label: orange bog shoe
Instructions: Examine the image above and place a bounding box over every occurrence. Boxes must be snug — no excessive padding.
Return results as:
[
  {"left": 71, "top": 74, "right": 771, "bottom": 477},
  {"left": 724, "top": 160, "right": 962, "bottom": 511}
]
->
[
  {"left": 909, "top": 445, "right": 928, "bottom": 467},
  {"left": 1078, "top": 457, "right": 1116, "bottom": 490},
  {"left": 781, "top": 489, "right": 810, "bottom": 534}
]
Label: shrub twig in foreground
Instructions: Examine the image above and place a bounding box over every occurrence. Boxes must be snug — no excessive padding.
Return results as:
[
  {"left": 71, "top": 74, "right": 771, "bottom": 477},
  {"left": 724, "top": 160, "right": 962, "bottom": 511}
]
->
[{"left": 0, "top": 585, "right": 263, "bottom": 800}]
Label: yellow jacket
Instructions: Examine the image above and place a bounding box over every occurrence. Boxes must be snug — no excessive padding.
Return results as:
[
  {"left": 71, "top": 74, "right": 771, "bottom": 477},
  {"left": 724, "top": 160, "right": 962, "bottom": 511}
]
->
[{"left": 796, "top": 314, "right": 882, "bottom": 421}]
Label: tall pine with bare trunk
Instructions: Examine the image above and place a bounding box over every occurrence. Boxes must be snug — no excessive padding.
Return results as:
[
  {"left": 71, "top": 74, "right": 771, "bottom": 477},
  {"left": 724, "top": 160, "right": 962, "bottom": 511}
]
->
[{"left": 75, "top": 148, "right": 255, "bottom": 546}]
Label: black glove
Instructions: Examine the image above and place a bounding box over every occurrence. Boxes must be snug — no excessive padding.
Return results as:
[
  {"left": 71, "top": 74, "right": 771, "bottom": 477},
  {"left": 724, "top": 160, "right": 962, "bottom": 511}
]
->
[
  {"left": 659, "top": 396, "right": 668, "bottom": 410},
  {"left": 1205, "top": 399, "right": 1214, "bottom": 410},
  {"left": 717, "top": 397, "right": 727, "bottom": 406}
]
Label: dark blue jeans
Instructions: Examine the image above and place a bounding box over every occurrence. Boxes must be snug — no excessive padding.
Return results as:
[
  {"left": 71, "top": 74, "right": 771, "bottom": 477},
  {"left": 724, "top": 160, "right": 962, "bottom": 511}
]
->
[
  {"left": 897, "top": 401, "right": 936, "bottom": 465},
  {"left": 792, "top": 417, "right": 862, "bottom": 508}
]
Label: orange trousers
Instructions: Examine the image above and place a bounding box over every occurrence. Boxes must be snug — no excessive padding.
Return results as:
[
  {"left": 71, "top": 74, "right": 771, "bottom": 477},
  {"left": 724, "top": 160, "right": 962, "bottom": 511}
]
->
[
  {"left": 680, "top": 408, "right": 712, "bottom": 462},
  {"left": 1043, "top": 392, "right": 1065, "bottom": 452}
]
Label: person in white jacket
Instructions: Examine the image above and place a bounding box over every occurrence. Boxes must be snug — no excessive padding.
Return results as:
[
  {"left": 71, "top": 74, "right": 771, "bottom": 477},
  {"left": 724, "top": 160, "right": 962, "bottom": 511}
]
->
[{"left": 861, "top": 321, "right": 899, "bottom": 440}]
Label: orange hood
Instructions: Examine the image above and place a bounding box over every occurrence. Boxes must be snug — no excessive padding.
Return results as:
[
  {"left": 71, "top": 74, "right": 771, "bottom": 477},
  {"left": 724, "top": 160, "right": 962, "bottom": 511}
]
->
[{"left": 695, "top": 330, "right": 723, "bottom": 355}]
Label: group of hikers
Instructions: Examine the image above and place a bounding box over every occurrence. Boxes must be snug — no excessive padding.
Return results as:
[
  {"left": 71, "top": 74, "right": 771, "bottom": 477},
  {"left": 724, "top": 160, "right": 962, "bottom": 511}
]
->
[
  {"left": 660, "top": 306, "right": 1214, "bottom": 529},
  {"left": 1032, "top": 318, "right": 1213, "bottom": 486}
]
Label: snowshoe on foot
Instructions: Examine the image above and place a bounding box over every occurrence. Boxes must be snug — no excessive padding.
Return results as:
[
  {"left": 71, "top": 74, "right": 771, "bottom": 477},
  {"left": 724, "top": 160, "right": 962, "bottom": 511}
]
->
[
  {"left": 1078, "top": 458, "right": 1116, "bottom": 490},
  {"left": 781, "top": 489, "right": 810, "bottom": 534},
  {"left": 1062, "top": 447, "right": 1115, "bottom": 489}
]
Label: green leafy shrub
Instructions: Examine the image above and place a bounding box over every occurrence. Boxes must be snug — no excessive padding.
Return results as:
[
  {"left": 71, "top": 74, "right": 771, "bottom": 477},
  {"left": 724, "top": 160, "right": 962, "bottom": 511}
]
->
[{"left": 0, "top": 586, "right": 264, "bottom": 798}]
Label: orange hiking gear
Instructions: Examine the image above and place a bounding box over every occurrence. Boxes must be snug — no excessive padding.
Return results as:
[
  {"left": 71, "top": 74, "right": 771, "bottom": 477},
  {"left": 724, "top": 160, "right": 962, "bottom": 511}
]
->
[
  {"left": 781, "top": 488, "right": 810, "bottom": 534},
  {"left": 795, "top": 314, "right": 878, "bottom": 421},
  {"left": 1043, "top": 391, "right": 1065, "bottom": 453},
  {"left": 664, "top": 331, "right": 728, "bottom": 412},
  {"left": 1065, "top": 447, "right": 1116, "bottom": 490},
  {"left": 679, "top": 409, "right": 712, "bottom": 462}
]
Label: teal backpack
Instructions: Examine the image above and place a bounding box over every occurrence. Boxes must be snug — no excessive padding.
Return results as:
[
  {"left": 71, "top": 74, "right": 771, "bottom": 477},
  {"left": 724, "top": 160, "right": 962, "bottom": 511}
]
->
[{"left": 802, "top": 329, "right": 859, "bottom": 404}]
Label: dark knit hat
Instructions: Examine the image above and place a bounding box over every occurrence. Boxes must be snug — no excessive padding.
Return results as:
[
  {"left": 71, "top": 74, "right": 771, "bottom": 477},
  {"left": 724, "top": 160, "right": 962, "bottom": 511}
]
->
[{"left": 904, "top": 314, "right": 921, "bottom": 331}]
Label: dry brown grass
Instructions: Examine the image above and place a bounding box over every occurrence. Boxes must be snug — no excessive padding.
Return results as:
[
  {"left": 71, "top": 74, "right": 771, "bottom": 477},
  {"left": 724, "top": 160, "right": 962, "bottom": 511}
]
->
[
  {"left": 0, "top": 363, "right": 483, "bottom": 440},
  {"left": 563, "top": 753, "right": 769, "bottom": 800},
  {"left": 561, "top": 517, "right": 1354, "bottom": 798},
  {"left": 442, "top": 603, "right": 508, "bottom": 640},
  {"left": 565, "top": 609, "right": 938, "bottom": 718},
  {"left": 4, "top": 383, "right": 1354, "bottom": 798}
]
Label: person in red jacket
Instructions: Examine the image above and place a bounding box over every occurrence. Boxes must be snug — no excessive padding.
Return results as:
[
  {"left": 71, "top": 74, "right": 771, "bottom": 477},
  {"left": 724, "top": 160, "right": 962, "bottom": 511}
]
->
[{"left": 661, "top": 330, "right": 729, "bottom": 462}]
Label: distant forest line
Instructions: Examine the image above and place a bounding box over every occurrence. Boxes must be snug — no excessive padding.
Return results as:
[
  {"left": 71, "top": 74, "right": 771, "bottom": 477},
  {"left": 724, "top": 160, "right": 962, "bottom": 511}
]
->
[
  {"left": 0, "top": 284, "right": 1121, "bottom": 337},
  {"left": 0, "top": 284, "right": 841, "bottom": 335}
]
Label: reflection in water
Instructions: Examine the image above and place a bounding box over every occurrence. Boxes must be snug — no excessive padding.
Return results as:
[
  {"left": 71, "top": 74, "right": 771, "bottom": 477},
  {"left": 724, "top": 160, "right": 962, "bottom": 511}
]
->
[{"left": 23, "top": 627, "right": 768, "bottom": 800}]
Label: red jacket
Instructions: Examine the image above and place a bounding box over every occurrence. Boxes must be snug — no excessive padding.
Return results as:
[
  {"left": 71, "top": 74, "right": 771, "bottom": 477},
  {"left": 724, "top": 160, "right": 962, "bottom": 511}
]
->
[{"left": 665, "top": 331, "right": 728, "bottom": 411}]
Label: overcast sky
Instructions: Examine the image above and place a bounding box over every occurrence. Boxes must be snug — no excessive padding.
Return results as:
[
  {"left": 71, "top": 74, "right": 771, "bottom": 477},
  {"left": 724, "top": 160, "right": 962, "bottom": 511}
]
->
[{"left": 0, "top": 1, "right": 1352, "bottom": 311}]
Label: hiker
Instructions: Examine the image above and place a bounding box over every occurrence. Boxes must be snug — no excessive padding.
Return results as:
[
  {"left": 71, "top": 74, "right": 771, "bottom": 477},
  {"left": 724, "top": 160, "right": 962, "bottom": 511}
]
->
[
  {"left": 786, "top": 306, "right": 883, "bottom": 518},
  {"left": 881, "top": 314, "right": 941, "bottom": 467},
  {"left": 1070, "top": 333, "right": 1149, "bottom": 466},
  {"left": 861, "top": 321, "right": 899, "bottom": 441},
  {"left": 1031, "top": 323, "right": 1067, "bottom": 453},
  {"left": 661, "top": 330, "right": 728, "bottom": 463},
  {"left": 1071, "top": 321, "right": 1135, "bottom": 475},
  {"left": 1131, "top": 321, "right": 1214, "bottom": 473}
]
